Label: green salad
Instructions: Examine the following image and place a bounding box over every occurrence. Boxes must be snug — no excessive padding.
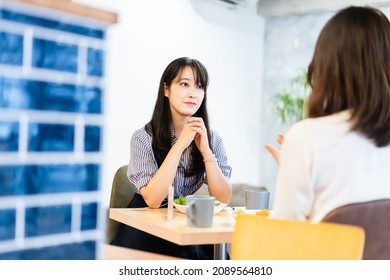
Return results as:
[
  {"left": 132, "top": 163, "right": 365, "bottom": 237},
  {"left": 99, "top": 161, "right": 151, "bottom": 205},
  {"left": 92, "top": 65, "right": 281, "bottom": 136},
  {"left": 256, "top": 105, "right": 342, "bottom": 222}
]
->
[{"left": 174, "top": 196, "right": 186, "bottom": 205}]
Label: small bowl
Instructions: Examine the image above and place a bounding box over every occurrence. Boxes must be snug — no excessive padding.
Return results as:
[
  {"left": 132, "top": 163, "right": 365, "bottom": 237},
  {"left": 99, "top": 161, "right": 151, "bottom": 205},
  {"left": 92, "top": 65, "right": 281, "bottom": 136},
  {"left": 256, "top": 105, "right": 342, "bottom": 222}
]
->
[
  {"left": 173, "top": 202, "right": 186, "bottom": 214},
  {"left": 214, "top": 202, "right": 227, "bottom": 214},
  {"left": 173, "top": 201, "right": 226, "bottom": 214}
]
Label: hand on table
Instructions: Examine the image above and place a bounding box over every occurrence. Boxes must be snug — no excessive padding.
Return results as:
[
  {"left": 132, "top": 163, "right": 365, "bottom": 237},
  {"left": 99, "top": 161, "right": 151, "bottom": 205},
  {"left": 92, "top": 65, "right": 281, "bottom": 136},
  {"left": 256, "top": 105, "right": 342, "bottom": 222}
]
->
[{"left": 264, "top": 133, "right": 284, "bottom": 166}]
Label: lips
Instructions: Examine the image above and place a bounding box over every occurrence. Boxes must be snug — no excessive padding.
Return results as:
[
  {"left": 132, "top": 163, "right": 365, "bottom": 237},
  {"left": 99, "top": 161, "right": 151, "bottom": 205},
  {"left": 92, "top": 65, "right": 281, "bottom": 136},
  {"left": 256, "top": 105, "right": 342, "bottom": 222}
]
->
[{"left": 184, "top": 102, "right": 197, "bottom": 106}]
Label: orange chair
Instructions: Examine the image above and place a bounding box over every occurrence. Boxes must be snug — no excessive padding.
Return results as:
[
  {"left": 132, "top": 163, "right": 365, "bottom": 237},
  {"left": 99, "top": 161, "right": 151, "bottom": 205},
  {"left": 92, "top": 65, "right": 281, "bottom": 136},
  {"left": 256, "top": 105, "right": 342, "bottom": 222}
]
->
[{"left": 231, "top": 215, "right": 365, "bottom": 260}]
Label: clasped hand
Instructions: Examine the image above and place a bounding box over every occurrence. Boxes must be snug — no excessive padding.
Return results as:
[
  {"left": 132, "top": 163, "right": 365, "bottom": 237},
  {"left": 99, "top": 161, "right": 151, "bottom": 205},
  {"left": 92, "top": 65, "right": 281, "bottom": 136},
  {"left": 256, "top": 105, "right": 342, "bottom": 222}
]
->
[{"left": 177, "top": 117, "right": 210, "bottom": 154}]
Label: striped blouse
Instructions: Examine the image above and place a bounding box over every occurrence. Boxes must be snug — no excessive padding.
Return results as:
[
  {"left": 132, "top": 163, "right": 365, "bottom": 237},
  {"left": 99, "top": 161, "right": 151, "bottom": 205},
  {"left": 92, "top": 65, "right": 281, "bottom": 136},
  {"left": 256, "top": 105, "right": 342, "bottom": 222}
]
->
[{"left": 127, "top": 126, "right": 232, "bottom": 198}]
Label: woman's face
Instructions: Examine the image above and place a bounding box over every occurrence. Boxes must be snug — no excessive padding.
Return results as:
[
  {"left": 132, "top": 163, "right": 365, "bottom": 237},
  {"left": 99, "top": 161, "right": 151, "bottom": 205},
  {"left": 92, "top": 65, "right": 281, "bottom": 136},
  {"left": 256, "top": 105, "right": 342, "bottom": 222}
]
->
[{"left": 164, "top": 66, "right": 205, "bottom": 119}]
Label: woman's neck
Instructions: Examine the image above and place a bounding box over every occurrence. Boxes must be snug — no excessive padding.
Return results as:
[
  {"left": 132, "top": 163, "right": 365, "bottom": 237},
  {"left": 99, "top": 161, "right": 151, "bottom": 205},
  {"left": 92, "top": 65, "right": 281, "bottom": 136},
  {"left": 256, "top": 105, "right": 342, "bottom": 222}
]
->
[{"left": 171, "top": 115, "right": 189, "bottom": 137}]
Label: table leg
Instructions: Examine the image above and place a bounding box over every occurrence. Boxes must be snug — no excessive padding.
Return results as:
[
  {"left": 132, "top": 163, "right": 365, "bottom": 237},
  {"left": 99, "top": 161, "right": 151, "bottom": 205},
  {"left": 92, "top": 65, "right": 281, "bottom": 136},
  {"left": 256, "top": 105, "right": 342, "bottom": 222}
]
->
[{"left": 214, "top": 243, "right": 228, "bottom": 260}]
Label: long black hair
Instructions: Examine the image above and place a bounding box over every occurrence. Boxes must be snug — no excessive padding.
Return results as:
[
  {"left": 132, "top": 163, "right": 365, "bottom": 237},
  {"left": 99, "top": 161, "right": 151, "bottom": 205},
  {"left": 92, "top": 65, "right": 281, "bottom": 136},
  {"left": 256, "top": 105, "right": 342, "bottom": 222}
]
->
[{"left": 145, "top": 57, "right": 211, "bottom": 176}]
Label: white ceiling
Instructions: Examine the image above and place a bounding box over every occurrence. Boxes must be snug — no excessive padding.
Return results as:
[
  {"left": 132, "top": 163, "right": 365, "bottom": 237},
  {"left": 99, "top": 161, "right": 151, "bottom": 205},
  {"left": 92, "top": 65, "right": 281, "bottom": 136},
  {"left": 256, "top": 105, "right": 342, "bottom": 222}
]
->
[{"left": 257, "top": 0, "right": 390, "bottom": 17}]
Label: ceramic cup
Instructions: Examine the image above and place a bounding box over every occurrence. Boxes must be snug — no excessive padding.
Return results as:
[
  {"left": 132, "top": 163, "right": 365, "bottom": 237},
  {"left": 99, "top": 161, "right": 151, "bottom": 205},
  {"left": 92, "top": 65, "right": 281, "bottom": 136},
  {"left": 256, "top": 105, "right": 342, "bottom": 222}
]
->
[
  {"left": 245, "top": 189, "right": 270, "bottom": 210},
  {"left": 186, "top": 195, "right": 215, "bottom": 228}
]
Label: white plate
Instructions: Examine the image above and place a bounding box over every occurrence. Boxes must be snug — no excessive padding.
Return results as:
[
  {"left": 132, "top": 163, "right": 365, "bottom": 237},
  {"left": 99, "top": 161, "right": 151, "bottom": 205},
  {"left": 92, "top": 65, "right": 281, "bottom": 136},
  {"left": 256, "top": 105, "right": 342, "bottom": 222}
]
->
[
  {"left": 172, "top": 203, "right": 186, "bottom": 214},
  {"left": 173, "top": 202, "right": 226, "bottom": 214},
  {"left": 226, "top": 207, "right": 270, "bottom": 217}
]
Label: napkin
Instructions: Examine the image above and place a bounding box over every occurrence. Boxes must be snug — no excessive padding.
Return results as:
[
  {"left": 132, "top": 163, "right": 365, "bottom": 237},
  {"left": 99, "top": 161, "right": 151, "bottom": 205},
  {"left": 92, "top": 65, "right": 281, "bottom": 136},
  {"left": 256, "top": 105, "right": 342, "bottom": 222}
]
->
[{"left": 167, "top": 184, "right": 174, "bottom": 221}]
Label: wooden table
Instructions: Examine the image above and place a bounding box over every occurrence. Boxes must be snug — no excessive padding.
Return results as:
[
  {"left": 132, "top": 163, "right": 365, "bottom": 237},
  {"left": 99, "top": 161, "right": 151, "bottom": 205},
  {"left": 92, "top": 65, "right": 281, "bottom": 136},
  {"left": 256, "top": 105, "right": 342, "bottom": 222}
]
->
[{"left": 109, "top": 207, "right": 236, "bottom": 260}]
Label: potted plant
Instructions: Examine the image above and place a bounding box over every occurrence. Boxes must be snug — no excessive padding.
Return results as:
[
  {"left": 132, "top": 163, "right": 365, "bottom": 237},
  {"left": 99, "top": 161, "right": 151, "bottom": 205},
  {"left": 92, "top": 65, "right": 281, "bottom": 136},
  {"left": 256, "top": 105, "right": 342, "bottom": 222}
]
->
[{"left": 271, "top": 70, "right": 310, "bottom": 130}]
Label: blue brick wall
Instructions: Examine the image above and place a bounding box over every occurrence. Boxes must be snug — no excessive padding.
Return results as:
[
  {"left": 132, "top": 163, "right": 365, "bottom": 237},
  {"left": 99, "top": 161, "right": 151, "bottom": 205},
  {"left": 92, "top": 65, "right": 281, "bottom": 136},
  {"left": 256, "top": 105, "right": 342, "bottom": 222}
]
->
[
  {"left": 0, "top": 78, "right": 103, "bottom": 113},
  {"left": 32, "top": 38, "right": 79, "bottom": 73},
  {"left": 0, "top": 31, "right": 23, "bottom": 65},
  {"left": 0, "top": 5, "right": 107, "bottom": 259},
  {"left": 0, "top": 121, "right": 19, "bottom": 151}
]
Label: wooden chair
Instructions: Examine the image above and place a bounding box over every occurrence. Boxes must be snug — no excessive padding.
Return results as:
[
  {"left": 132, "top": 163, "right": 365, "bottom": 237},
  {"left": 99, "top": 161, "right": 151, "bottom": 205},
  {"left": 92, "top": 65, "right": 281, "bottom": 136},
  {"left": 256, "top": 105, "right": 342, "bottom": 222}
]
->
[
  {"left": 322, "top": 199, "right": 390, "bottom": 260},
  {"left": 231, "top": 215, "right": 365, "bottom": 260},
  {"left": 106, "top": 164, "right": 136, "bottom": 244}
]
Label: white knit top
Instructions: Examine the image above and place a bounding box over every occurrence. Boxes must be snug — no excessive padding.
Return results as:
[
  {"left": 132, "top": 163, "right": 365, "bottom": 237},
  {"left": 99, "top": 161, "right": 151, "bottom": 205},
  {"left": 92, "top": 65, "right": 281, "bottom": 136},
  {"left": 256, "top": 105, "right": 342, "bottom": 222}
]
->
[{"left": 271, "top": 110, "right": 390, "bottom": 222}]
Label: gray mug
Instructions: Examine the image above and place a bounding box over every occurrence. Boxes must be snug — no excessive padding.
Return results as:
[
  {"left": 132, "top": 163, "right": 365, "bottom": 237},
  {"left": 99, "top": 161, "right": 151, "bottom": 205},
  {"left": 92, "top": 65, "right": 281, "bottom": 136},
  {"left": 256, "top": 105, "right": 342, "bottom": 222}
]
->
[
  {"left": 186, "top": 195, "right": 215, "bottom": 228},
  {"left": 245, "top": 189, "right": 270, "bottom": 210}
]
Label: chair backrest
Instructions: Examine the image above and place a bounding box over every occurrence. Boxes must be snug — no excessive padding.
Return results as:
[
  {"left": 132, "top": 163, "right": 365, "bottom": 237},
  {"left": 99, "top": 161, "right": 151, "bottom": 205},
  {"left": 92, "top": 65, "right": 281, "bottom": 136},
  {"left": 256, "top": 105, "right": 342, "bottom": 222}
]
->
[
  {"left": 322, "top": 199, "right": 390, "bottom": 260},
  {"left": 106, "top": 164, "right": 136, "bottom": 243},
  {"left": 231, "top": 215, "right": 365, "bottom": 260}
]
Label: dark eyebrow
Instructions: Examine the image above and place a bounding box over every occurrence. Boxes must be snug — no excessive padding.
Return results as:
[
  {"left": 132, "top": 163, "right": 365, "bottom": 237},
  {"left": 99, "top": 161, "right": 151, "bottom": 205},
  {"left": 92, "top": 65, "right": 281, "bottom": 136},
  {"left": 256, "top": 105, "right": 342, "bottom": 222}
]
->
[{"left": 177, "top": 77, "right": 191, "bottom": 82}]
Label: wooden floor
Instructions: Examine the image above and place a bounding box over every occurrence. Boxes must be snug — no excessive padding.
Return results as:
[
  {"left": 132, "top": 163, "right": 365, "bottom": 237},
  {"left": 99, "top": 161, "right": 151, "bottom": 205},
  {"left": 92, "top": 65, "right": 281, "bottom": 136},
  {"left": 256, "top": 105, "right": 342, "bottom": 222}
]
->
[{"left": 102, "top": 244, "right": 186, "bottom": 260}]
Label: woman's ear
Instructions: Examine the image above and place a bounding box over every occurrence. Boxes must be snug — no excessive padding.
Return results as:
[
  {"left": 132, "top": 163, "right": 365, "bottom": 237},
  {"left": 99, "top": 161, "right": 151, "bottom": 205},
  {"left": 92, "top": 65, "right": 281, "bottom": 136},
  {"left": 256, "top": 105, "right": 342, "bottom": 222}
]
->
[{"left": 163, "top": 83, "right": 169, "bottom": 97}]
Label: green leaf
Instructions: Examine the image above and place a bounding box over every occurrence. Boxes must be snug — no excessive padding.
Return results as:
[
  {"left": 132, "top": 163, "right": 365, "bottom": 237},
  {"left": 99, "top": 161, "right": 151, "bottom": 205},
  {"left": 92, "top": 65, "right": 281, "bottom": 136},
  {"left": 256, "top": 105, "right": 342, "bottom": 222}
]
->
[
  {"left": 174, "top": 196, "right": 186, "bottom": 205},
  {"left": 270, "top": 69, "right": 310, "bottom": 129}
]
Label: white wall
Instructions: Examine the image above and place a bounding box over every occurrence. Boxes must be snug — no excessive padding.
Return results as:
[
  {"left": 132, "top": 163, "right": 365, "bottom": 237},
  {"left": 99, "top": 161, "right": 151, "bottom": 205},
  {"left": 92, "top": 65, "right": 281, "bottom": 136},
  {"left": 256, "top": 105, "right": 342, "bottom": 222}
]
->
[{"left": 75, "top": 0, "right": 265, "bottom": 207}]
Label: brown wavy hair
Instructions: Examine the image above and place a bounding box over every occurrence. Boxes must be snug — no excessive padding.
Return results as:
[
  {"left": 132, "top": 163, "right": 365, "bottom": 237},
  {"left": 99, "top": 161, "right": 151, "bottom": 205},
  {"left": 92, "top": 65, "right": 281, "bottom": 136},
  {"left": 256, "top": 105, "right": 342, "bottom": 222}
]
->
[{"left": 307, "top": 6, "right": 390, "bottom": 147}]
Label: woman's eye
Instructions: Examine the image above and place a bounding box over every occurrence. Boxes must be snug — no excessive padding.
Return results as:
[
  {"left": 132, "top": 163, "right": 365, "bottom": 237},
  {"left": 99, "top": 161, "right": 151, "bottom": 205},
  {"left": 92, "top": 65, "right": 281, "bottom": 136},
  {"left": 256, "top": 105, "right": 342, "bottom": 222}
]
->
[{"left": 181, "top": 82, "right": 189, "bottom": 87}]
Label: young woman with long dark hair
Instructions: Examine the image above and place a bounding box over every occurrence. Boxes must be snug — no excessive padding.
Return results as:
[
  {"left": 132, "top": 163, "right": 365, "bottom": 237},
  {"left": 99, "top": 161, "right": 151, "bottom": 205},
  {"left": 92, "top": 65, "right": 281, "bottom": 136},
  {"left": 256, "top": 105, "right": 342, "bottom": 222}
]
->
[{"left": 111, "top": 57, "right": 232, "bottom": 259}]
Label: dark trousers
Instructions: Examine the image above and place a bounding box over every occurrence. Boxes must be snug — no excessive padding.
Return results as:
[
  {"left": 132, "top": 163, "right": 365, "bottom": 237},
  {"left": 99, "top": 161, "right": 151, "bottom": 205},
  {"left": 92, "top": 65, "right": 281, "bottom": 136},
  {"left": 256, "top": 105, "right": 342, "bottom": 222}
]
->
[{"left": 111, "top": 193, "right": 225, "bottom": 260}]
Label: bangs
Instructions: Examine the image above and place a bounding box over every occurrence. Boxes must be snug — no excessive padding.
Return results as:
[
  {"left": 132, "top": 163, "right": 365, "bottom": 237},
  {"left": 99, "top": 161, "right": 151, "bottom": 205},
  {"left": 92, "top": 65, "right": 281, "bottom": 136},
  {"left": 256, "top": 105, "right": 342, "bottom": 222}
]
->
[{"left": 190, "top": 61, "right": 209, "bottom": 90}]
